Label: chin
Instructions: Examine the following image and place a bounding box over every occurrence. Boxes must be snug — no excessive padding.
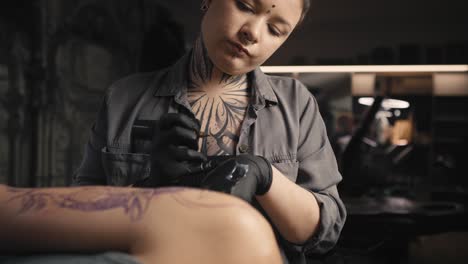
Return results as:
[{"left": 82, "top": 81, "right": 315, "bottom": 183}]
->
[
  {"left": 221, "top": 66, "right": 248, "bottom": 76},
  {"left": 215, "top": 56, "right": 255, "bottom": 76}
]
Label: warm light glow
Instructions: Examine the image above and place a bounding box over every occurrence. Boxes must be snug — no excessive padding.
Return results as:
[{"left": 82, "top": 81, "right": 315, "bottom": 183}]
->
[
  {"left": 358, "top": 97, "right": 410, "bottom": 109},
  {"left": 376, "top": 111, "right": 393, "bottom": 118},
  {"left": 261, "top": 65, "right": 468, "bottom": 73},
  {"left": 392, "top": 119, "right": 413, "bottom": 146},
  {"left": 395, "top": 139, "right": 409, "bottom": 146}
]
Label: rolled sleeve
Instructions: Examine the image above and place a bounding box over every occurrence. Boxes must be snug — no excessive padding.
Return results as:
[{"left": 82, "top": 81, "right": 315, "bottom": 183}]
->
[
  {"left": 71, "top": 97, "right": 108, "bottom": 186},
  {"left": 285, "top": 82, "right": 347, "bottom": 256},
  {"left": 304, "top": 186, "right": 346, "bottom": 254}
]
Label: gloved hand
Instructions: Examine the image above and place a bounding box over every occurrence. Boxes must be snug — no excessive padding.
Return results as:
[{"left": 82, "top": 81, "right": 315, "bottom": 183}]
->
[
  {"left": 200, "top": 154, "right": 273, "bottom": 203},
  {"left": 139, "top": 113, "right": 207, "bottom": 187}
]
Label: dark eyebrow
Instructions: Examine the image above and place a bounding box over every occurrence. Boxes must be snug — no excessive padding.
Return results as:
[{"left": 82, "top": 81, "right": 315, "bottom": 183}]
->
[{"left": 251, "top": 0, "right": 293, "bottom": 30}]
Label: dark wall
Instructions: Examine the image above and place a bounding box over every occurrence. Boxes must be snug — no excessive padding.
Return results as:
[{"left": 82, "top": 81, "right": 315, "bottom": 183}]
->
[
  {"left": 273, "top": 0, "right": 468, "bottom": 64},
  {"left": 0, "top": 0, "right": 185, "bottom": 186}
]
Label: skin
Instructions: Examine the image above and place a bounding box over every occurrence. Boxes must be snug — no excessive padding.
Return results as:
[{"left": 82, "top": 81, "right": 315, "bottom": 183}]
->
[
  {"left": 0, "top": 184, "right": 282, "bottom": 264},
  {"left": 188, "top": 0, "right": 320, "bottom": 244}
]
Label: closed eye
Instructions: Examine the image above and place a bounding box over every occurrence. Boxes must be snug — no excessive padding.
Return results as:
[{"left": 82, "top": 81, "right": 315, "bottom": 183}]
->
[
  {"left": 268, "top": 25, "right": 281, "bottom": 37},
  {"left": 235, "top": 0, "right": 254, "bottom": 13}
]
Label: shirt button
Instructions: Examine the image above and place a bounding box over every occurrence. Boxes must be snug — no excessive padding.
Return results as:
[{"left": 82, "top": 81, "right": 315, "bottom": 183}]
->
[{"left": 238, "top": 144, "right": 249, "bottom": 153}]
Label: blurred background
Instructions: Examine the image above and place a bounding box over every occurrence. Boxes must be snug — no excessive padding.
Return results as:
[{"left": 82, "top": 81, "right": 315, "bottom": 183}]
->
[{"left": 0, "top": 0, "right": 467, "bottom": 263}]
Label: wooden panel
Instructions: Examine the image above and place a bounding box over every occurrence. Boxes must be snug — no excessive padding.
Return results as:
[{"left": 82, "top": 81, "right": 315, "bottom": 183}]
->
[{"left": 434, "top": 73, "right": 468, "bottom": 96}]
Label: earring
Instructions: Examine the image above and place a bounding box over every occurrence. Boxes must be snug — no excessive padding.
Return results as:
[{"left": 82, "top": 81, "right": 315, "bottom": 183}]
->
[{"left": 201, "top": 0, "right": 209, "bottom": 11}]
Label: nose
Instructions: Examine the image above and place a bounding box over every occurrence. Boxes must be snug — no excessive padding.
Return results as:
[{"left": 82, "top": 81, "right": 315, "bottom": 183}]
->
[{"left": 239, "top": 19, "right": 262, "bottom": 45}]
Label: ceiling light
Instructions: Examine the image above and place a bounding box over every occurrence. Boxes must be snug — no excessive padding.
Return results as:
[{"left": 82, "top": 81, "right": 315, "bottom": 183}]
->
[{"left": 358, "top": 97, "right": 410, "bottom": 109}]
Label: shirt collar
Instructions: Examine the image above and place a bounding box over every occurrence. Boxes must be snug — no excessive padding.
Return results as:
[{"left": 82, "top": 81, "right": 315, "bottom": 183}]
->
[
  {"left": 250, "top": 67, "right": 279, "bottom": 109},
  {"left": 153, "top": 51, "right": 279, "bottom": 107}
]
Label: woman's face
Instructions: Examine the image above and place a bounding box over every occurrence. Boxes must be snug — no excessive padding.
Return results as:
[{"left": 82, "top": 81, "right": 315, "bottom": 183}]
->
[{"left": 201, "top": 0, "right": 303, "bottom": 75}]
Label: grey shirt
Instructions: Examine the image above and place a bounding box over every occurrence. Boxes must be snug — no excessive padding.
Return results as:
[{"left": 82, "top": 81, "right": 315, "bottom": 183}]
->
[{"left": 72, "top": 53, "right": 346, "bottom": 264}]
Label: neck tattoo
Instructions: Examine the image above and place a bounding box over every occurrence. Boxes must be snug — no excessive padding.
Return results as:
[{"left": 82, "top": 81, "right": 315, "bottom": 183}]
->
[{"left": 187, "top": 37, "right": 251, "bottom": 156}]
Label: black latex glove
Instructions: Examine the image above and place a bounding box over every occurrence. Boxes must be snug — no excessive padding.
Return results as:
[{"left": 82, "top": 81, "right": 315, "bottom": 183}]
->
[
  {"left": 200, "top": 155, "right": 273, "bottom": 203},
  {"left": 143, "top": 113, "right": 207, "bottom": 187}
]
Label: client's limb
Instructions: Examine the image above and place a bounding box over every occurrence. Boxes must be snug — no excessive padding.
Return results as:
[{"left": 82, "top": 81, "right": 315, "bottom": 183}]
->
[{"left": 0, "top": 184, "right": 281, "bottom": 264}]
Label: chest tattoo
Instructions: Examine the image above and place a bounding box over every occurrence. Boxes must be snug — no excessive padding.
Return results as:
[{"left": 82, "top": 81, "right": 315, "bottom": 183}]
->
[
  {"left": 187, "top": 83, "right": 250, "bottom": 156},
  {"left": 187, "top": 37, "right": 251, "bottom": 156}
]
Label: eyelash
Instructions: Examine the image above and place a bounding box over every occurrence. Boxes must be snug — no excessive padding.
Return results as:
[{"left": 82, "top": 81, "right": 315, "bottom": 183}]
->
[
  {"left": 236, "top": 0, "right": 254, "bottom": 13},
  {"left": 235, "top": 0, "right": 282, "bottom": 37},
  {"left": 268, "top": 25, "right": 281, "bottom": 37}
]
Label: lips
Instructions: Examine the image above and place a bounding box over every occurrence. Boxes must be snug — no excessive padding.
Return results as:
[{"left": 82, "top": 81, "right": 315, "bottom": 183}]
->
[{"left": 228, "top": 40, "right": 251, "bottom": 57}]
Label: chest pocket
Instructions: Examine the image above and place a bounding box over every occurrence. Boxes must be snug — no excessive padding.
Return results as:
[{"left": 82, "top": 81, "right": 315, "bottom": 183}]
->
[
  {"left": 272, "top": 161, "right": 299, "bottom": 182},
  {"left": 101, "top": 147, "right": 151, "bottom": 186}
]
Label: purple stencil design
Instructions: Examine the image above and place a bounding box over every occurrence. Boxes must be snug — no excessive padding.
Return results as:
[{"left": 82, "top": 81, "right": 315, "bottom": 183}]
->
[
  {"left": 7, "top": 187, "right": 184, "bottom": 222},
  {"left": 19, "top": 192, "right": 49, "bottom": 214}
]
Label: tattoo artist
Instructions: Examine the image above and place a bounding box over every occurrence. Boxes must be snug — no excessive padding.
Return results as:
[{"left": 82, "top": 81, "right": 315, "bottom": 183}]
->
[{"left": 72, "top": 1, "right": 346, "bottom": 263}]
